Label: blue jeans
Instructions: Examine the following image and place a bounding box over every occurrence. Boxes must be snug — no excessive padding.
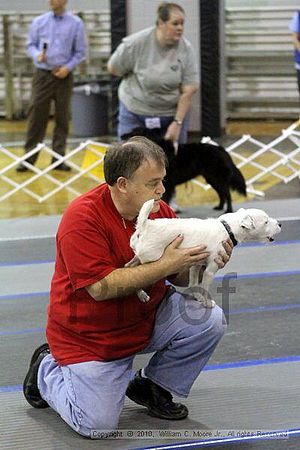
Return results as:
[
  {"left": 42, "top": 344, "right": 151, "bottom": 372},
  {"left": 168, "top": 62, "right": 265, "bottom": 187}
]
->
[
  {"left": 38, "top": 289, "right": 226, "bottom": 437},
  {"left": 117, "top": 101, "right": 190, "bottom": 144}
]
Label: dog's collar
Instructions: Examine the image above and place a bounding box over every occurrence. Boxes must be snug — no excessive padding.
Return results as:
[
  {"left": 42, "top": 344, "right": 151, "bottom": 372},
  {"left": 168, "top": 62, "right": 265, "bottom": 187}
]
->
[{"left": 220, "top": 220, "right": 238, "bottom": 247}]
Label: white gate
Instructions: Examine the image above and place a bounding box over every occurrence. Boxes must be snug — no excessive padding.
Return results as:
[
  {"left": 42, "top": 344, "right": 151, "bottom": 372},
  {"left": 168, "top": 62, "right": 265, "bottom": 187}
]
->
[{"left": 0, "top": 119, "right": 299, "bottom": 204}]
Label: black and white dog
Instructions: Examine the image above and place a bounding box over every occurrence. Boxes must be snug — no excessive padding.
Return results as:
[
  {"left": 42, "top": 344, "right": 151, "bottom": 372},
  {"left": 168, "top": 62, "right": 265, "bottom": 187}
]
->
[{"left": 122, "top": 127, "right": 247, "bottom": 213}]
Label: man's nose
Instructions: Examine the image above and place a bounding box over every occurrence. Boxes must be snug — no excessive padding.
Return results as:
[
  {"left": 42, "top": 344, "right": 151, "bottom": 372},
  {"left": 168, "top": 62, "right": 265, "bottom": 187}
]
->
[{"left": 157, "top": 181, "right": 165, "bottom": 194}]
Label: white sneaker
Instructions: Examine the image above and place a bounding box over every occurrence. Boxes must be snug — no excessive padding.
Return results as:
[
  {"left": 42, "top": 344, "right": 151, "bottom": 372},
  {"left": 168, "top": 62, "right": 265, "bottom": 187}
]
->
[{"left": 169, "top": 200, "right": 182, "bottom": 213}]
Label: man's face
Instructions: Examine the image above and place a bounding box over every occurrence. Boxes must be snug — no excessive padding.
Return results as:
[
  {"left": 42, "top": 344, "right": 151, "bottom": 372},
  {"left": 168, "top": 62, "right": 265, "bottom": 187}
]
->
[
  {"left": 125, "top": 158, "right": 166, "bottom": 217},
  {"left": 49, "top": 0, "right": 67, "bottom": 13}
]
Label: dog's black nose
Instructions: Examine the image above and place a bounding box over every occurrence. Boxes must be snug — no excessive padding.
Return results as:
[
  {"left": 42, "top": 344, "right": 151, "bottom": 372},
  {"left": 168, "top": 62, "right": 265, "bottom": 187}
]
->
[{"left": 278, "top": 223, "right": 282, "bottom": 228}]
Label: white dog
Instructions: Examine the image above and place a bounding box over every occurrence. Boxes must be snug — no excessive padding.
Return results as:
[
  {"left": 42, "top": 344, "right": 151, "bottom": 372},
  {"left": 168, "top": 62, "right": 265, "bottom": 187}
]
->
[{"left": 129, "top": 199, "right": 281, "bottom": 307}]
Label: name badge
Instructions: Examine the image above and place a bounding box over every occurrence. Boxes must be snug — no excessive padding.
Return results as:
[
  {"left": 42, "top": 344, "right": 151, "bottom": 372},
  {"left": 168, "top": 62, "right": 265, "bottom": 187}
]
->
[{"left": 145, "top": 117, "right": 161, "bottom": 129}]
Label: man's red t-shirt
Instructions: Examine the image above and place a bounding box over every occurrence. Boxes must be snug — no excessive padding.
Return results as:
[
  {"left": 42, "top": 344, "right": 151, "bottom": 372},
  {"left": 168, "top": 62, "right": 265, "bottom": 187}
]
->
[{"left": 46, "top": 183, "right": 176, "bottom": 365}]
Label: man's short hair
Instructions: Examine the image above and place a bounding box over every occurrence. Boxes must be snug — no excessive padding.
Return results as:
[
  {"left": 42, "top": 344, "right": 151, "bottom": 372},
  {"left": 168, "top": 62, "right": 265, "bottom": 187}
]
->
[{"left": 104, "top": 136, "right": 168, "bottom": 186}]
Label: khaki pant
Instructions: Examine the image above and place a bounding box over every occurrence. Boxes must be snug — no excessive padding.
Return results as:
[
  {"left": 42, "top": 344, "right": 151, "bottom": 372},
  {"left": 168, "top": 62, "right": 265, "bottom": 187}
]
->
[{"left": 24, "top": 69, "right": 73, "bottom": 164}]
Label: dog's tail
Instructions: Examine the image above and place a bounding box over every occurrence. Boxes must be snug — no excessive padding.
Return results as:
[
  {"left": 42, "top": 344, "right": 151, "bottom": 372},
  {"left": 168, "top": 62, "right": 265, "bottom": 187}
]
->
[
  {"left": 130, "top": 199, "right": 154, "bottom": 251},
  {"left": 135, "top": 199, "right": 155, "bottom": 234},
  {"left": 230, "top": 163, "right": 247, "bottom": 196}
]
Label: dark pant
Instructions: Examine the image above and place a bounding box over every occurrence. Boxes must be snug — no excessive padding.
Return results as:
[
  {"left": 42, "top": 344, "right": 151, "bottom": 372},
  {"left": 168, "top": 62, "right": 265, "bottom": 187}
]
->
[
  {"left": 297, "top": 69, "right": 300, "bottom": 100},
  {"left": 24, "top": 69, "right": 73, "bottom": 165}
]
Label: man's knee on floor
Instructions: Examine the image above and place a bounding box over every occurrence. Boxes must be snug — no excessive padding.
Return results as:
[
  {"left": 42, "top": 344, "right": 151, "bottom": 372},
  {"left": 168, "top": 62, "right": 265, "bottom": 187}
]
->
[
  {"left": 63, "top": 406, "right": 119, "bottom": 439},
  {"left": 75, "top": 417, "right": 119, "bottom": 439}
]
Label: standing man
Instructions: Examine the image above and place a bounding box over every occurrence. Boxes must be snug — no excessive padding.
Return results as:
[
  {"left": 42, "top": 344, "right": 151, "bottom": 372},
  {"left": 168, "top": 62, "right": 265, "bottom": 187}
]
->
[
  {"left": 289, "top": 11, "right": 300, "bottom": 100},
  {"left": 17, "top": 0, "right": 86, "bottom": 172}
]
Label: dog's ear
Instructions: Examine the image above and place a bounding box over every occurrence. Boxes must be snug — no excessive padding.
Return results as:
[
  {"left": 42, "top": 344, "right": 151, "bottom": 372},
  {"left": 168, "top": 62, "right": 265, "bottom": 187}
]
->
[{"left": 241, "top": 214, "right": 255, "bottom": 230}]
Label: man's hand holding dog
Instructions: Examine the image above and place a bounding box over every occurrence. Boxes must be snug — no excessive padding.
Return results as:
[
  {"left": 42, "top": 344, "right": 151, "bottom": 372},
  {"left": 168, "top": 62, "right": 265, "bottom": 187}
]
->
[
  {"left": 161, "top": 235, "right": 233, "bottom": 286},
  {"left": 214, "top": 239, "right": 233, "bottom": 268},
  {"left": 161, "top": 234, "right": 210, "bottom": 275}
]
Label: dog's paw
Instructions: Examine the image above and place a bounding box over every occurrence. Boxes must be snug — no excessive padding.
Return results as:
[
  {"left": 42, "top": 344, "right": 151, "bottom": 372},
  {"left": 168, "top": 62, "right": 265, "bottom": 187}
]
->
[
  {"left": 125, "top": 256, "right": 141, "bottom": 267},
  {"left": 193, "top": 294, "right": 216, "bottom": 308},
  {"left": 137, "top": 289, "right": 150, "bottom": 303},
  {"left": 201, "top": 299, "right": 216, "bottom": 308}
]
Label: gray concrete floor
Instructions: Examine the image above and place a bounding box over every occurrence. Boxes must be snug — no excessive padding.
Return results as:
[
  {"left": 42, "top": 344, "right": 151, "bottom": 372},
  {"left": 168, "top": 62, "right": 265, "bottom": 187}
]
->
[{"left": 0, "top": 191, "right": 300, "bottom": 449}]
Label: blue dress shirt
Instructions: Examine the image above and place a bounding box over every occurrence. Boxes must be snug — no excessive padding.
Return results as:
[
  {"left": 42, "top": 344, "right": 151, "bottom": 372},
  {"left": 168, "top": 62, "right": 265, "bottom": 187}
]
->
[
  {"left": 27, "top": 11, "right": 86, "bottom": 71},
  {"left": 289, "top": 11, "right": 300, "bottom": 69}
]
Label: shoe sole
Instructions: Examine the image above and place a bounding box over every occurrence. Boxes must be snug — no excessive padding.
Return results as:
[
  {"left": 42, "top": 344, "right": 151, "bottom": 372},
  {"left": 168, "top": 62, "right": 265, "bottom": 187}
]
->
[{"left": 148, "top": 407, "right": 188, "bottom": 420}]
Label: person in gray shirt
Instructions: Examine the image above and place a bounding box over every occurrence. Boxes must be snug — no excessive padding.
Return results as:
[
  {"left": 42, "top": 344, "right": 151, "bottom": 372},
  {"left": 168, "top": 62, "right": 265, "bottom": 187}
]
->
[{"left": 107, "top": 2, "right": 199, "bottom": 145}]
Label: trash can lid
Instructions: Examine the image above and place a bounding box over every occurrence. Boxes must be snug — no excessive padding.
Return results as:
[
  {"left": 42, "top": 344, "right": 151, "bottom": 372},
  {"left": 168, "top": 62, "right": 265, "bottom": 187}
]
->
[{"left": 73, "top": 83, "right": 101, "bottom": 95}]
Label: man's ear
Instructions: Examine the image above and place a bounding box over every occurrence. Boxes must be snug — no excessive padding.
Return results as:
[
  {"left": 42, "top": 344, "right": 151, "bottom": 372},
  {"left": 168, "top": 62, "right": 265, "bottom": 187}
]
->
[{"left": 116, "top": 176, "right": 128, "bottom": 194}]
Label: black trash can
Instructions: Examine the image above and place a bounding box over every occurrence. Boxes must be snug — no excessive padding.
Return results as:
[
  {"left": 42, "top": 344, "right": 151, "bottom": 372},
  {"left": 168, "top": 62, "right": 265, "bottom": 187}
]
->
[{"left": 71, "top": 82, "right": 109, "bottom": 137}]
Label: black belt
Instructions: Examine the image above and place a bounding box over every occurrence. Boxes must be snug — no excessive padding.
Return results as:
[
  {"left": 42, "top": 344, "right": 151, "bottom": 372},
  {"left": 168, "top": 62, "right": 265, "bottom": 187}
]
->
[{"left": 37, "top": 68, "right": 53, "bottom": 73}]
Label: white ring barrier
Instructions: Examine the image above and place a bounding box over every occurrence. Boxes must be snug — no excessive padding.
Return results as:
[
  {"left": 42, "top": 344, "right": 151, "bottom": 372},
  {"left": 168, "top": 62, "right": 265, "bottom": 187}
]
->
[{"left": 0, "top": 119, "right": 299, "bottom": 203}]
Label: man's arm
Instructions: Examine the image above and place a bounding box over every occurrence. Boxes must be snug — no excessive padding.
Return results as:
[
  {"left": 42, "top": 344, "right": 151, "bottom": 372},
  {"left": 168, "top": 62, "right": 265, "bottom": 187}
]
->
[
  {"left": 64, "top": 20, "right": 86, "bottom": 72},
  {"left": 86, "top": 235, "right": 209, "bottom": 301},
  {"left": 26, "top": 20, "right": 41, "bottom": 62}
]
